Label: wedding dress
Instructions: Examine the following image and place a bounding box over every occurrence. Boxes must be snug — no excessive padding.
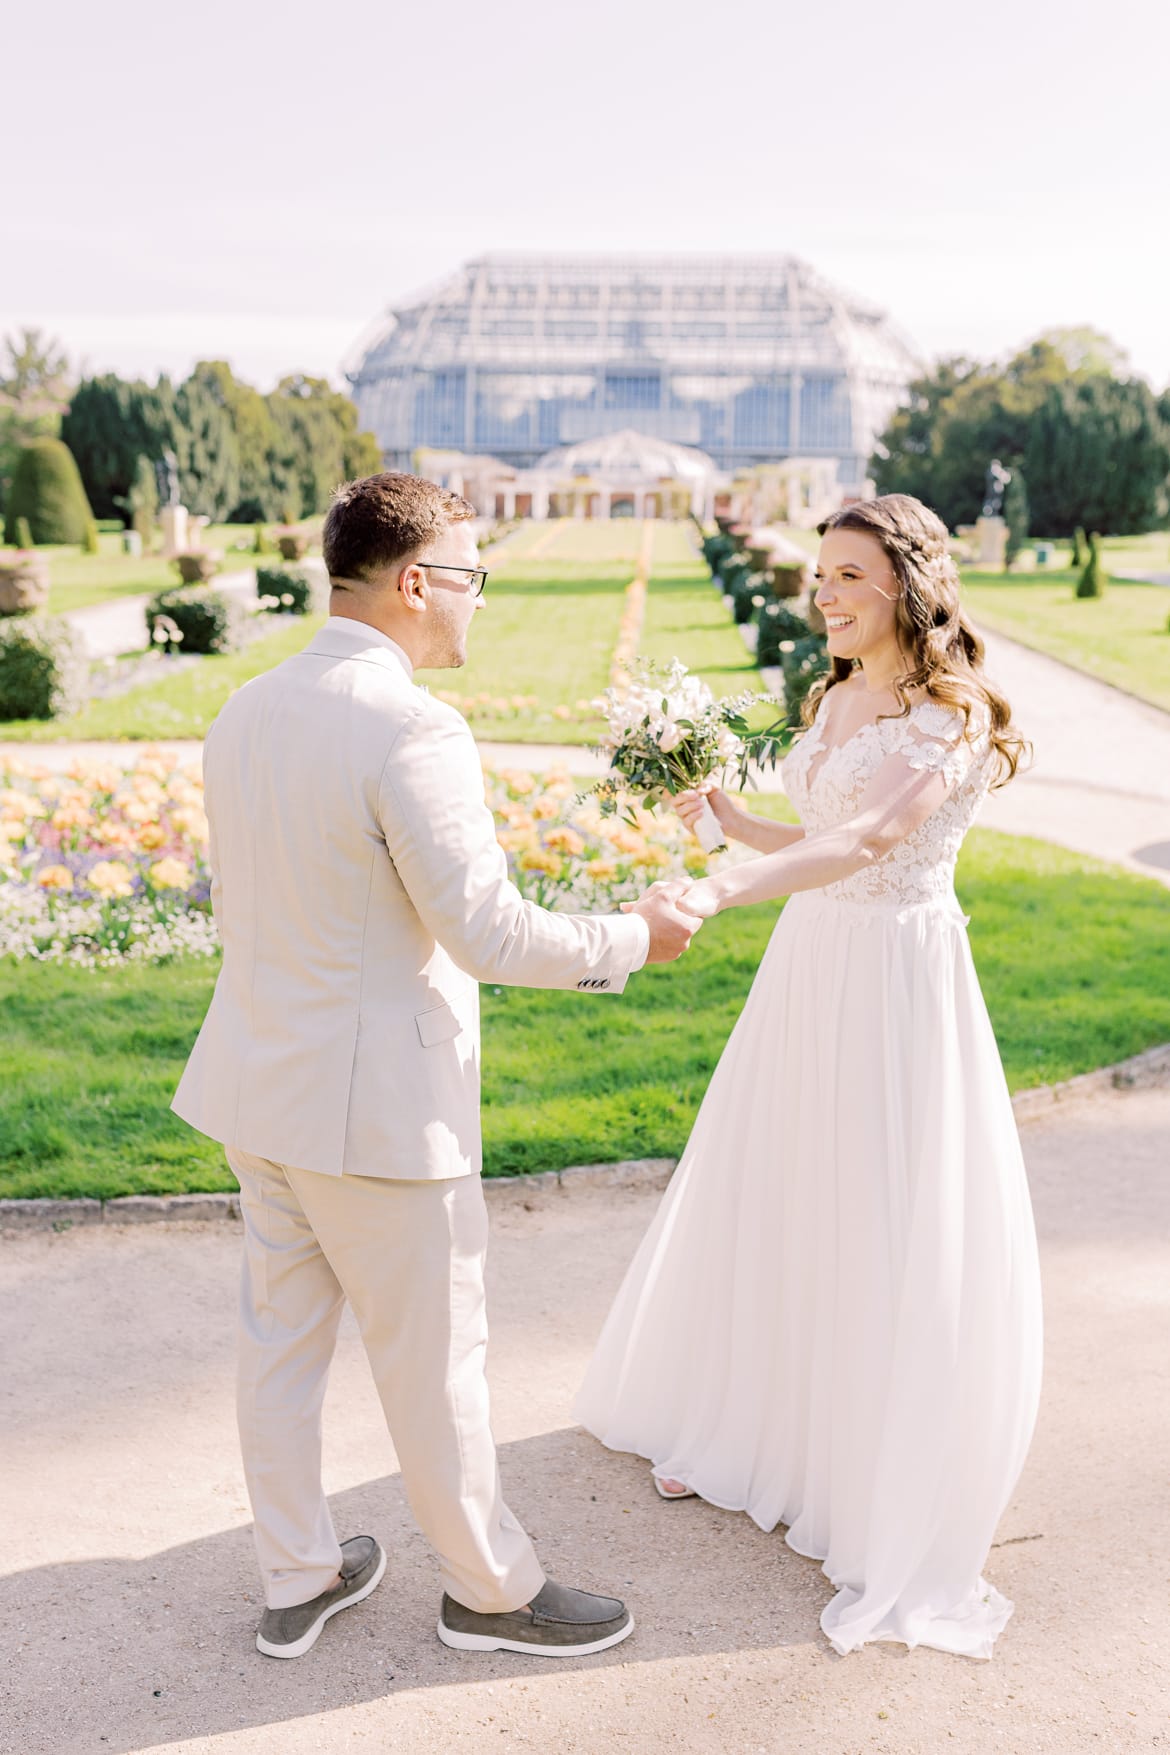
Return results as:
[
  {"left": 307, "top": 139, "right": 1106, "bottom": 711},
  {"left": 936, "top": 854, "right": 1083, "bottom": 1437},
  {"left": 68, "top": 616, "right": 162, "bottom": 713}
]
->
[{"left": 576, "top": 699, "right": 1043, "bottom": 1658}]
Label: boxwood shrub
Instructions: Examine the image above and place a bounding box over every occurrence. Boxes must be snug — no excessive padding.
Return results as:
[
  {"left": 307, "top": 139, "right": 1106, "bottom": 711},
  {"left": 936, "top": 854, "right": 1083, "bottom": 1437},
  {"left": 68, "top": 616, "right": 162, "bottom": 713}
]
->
[
  {"left": 146, "top": 585, "right": 242, "bottom": 655},
  {"left": 0, "top": 616, "right": 88, "bottom": 720}
]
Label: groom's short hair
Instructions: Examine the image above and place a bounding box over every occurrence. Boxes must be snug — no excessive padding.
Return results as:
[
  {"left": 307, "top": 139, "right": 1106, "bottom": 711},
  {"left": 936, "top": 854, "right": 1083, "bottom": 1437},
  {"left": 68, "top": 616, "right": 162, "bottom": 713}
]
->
[{"left": 323, "top": 472, "right": 475, "bottom": 585}]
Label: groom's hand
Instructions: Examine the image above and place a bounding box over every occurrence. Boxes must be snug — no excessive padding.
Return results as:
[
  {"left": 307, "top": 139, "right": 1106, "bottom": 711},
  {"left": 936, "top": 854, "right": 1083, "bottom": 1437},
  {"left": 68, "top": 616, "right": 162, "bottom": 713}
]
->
[{"left": 622, "top": 880, "right": 701, "bottom": 964}]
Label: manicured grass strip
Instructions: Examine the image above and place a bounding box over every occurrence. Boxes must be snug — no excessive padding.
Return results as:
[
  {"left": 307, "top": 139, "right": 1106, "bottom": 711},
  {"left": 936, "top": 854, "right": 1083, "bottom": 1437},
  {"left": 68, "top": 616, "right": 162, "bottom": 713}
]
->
[
  {"left": 640, "top": 522, "right": 764, "bottom": 700},
  {"left": 961, "top": 569, "right": 1170, "bottom": 712},
  {"left": 2, "top": 826, "right": 1166, "bottom": 1200},
  {"left": 0, "top": 616, "right": 328, "bottom": 743},
  {"left": 416, "top": 521, "right": 646, "bottom": 746}
]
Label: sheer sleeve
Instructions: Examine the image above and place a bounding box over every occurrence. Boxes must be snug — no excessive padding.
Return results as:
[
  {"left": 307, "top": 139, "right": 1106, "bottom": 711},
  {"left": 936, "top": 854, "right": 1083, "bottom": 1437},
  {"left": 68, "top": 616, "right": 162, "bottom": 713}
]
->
[{"left": 899, "top": 701, "right": 989, "bottom": 793}]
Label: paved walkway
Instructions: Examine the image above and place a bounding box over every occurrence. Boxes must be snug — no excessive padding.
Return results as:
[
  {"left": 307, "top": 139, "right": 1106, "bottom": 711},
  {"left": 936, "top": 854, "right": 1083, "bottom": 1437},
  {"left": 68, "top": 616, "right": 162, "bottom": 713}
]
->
[
  {"left": 2, "top": 1079, "right": 1167, "bottom": 1754},
  {"left": 64, "top": 568, "right": 267, "bottom": 661}
]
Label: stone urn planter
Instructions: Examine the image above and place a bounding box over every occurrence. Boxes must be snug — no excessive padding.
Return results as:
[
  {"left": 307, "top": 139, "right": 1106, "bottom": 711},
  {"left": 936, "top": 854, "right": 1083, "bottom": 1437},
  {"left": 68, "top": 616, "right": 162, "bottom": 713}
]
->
[
  {"left": 768, "top": 560, "right": 808, "bottom": 600},
  {"left": 173, "top": 551, "right": 222, "bottom": 584},
  {"left": 0, "top": 554, "right": 50, "bottom": 616},
  {"left": 276, "top": 530, "right": 309, "bottom": 561}
]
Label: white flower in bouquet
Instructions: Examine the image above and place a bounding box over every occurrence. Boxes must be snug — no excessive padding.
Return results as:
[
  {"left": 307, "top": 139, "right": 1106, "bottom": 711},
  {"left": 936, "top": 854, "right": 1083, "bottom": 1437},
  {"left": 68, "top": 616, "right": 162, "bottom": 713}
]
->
[{"left": 585, "top": 657, "right": 785, "bottom": 854}]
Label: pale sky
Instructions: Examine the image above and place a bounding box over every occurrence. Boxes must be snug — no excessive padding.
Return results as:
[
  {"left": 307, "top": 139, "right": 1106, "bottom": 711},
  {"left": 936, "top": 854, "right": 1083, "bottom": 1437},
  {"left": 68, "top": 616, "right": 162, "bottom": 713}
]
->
[{"left": 6, "top": 0, "right": 1168, "bottom": 394}]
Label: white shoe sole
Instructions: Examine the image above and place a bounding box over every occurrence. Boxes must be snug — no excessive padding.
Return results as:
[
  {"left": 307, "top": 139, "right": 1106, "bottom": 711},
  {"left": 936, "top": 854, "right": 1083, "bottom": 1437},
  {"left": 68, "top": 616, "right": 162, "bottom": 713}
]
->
[
  {"left": 256, "top": 1547, "right": 388, "bottom": 1659},
  {"left": 436, "top": 1611, "right": 634, "bottom": 1658}
]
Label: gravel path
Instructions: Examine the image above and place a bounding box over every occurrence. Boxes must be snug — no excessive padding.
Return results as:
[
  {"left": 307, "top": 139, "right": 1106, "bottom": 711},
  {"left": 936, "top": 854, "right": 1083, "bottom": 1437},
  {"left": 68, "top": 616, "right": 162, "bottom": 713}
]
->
[{"left": 2, "top": 1081, "right": 1167, "bottom": 1754}]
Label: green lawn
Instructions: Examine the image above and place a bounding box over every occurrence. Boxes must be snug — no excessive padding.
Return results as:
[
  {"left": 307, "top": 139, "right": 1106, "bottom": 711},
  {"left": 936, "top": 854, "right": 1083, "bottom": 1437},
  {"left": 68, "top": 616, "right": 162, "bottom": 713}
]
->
[
  {"left": 961, "top": 569, "right": 1170, "bottom": 711},
  {"left": 2, "top": 824, "right": 1166, "bottom": 1201},
  {"left": 0, "top": 616, "right": 327, "bottom": 742},
  {"left": 638, "top": 524, "right": 763, "bottom": 699},
  {"left": 416, "top": 519, "right": 646, "bottom": 745},
  {"left": 0, "top": 525, "right": 315, "bottom": 616}
]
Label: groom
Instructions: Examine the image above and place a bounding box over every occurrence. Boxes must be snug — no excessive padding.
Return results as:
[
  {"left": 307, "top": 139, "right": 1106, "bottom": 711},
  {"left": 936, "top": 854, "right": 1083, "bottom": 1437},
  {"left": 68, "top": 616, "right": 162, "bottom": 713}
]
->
[{"left": 172, "top": 472, "right": 698, "bottom": 1661}]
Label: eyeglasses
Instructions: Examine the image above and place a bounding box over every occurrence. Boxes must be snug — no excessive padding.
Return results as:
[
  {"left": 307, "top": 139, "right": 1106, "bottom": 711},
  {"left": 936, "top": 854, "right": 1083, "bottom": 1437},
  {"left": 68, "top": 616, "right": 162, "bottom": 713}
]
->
[{"left": 416, "top": 561, "right": 488, "bottom": 598}]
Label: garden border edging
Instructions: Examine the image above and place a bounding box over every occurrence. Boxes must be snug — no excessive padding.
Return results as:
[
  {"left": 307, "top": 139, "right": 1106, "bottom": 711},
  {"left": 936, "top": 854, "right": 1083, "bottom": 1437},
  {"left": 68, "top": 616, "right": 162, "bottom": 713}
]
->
[{"left": 3, "top": 1043, "right": 1167, "bottom": 1235}]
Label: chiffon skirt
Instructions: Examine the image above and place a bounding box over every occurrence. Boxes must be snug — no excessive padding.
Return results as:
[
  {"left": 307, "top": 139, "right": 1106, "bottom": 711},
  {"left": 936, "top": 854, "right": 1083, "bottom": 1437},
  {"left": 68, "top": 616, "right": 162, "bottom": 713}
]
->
[{"left": 575, "top": 889, "right": 1043, "bottom": 1658}]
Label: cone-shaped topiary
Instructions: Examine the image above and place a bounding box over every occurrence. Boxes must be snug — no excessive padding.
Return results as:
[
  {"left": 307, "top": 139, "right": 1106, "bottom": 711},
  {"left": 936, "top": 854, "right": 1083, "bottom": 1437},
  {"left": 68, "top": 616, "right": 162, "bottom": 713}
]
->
[
  {"left": 82, "top": 517, "right": 100, "bottom": 555},
  {"left": 1070, "top": 526, "right": 1086, "bottom": 569},
  {"left": 1076, "top": 532, "right": 1108, "bottom": 599},
  {"left": 4, "top": 439, "right": 94, "bottom": 546},
  {"left": 12, "top": 516, "right": 34, "bottom": 550}
]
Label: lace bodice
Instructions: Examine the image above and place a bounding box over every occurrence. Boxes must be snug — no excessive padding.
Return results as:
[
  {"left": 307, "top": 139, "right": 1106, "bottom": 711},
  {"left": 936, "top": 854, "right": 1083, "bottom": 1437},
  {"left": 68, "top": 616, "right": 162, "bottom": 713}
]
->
[{"left": 781, "top": 698, "right": 993, "bottom": 908}]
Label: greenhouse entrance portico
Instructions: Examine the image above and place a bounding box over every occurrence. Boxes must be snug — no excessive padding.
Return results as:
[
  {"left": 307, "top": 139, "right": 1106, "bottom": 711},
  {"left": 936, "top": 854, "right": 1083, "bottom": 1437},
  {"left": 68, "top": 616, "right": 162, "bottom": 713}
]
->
[
  {"left": 419, "top": 429, "right": 721, "bottom": 523},
  {"left": 349, "top": 254, "right": 919, "bottom": 500}
]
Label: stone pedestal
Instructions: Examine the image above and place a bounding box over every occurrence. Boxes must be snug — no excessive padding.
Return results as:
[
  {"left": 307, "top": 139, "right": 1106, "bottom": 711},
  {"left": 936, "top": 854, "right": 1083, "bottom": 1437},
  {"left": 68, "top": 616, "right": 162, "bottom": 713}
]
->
[
  {"left": 161, "top": 505, "right": 189, "bottom": 558},
  {"left": 975, "top": 515, "right": 1007, "bottom": 569}
]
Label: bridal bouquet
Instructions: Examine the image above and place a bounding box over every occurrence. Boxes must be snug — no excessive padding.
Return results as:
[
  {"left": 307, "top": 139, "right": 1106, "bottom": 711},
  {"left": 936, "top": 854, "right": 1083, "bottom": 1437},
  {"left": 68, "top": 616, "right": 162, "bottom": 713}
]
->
[{"left": 585, "top": 658, "right": 785, "bottom": 853}]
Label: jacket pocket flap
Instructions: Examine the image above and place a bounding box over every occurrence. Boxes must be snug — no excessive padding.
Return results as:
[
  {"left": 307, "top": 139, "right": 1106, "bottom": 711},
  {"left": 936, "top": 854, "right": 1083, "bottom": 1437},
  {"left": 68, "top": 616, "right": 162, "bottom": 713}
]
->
[{"left": 415, "top": 1001, "right": 462, "bottom": 1048}]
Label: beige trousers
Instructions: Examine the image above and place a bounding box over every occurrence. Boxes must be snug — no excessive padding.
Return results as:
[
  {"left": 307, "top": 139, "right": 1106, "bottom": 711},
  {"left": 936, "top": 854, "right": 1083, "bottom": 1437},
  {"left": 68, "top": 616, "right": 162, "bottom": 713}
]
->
[{"left": 228, "top": 1148, "right": 545, "bottom": 1613}]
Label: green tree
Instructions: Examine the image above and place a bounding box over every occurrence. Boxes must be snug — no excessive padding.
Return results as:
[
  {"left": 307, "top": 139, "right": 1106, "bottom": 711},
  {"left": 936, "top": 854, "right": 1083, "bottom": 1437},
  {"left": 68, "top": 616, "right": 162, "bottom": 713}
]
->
[
  {"left": 127, "top": 454, "right": 159, "bottom": 547},
  {"left": 187, "top": 360, "right": 282, "bottom": 521},
  {"left": 869, "top": 358, "right": 978, "bottom": 512},
  {"left": 1076, "top": 531, "right": 1108, "bottom": 597},
  {"left": 174, "top": 373, "right": 240, "bottom": 519},
  {"left": 1004, "top": 467, "right": 1030, "bottom": 565},
  {"left": 0, "top": 329, "right": 72, "bottom": 518},
  {"left": 1025, "top": 377, "right": 1170, "bottom": 535},
  {"left": 61, "top": 375, "right": 180, "bottom": 521},
  {"left": 4, "top": 437, "right": 94, "bottom": 544}
]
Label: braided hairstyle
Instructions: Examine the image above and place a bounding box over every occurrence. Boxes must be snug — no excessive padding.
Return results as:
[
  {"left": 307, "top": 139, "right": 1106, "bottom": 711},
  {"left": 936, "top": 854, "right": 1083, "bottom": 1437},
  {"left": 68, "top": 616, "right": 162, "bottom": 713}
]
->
[{"left": 804, "top": 493, "right": 1028, "bottom": 787}]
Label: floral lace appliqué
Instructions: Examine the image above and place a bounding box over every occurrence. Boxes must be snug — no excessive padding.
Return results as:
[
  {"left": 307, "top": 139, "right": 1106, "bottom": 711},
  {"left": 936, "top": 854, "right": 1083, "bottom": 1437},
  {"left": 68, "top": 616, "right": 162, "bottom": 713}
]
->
[{"left": 781, "top": 700, "right": 992, "bottom": 908}]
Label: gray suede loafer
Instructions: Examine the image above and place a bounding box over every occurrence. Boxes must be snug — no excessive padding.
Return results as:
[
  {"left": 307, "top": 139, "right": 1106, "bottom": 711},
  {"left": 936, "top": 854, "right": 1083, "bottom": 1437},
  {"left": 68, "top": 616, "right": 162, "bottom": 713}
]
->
[
  {"left": 256, "top": 1535, "right": 386, "bottom": 1658},
  {"left": 437, "top": 1578, "right": 633, "bottom": 1656}
]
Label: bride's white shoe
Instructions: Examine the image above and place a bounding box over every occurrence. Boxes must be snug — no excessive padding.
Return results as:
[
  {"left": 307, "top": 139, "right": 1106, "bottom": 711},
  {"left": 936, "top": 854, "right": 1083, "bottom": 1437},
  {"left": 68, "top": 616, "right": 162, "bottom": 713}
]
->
[{"left": 652, "top": 1472, "right": 697, "bottom": 1500}]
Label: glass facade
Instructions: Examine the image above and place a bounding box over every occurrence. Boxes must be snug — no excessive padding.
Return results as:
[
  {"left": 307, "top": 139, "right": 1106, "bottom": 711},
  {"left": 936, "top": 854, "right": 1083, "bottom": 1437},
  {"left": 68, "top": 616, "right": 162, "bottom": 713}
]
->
[{"left": 349, "top": 256, "right": 919, "bottom": 493}]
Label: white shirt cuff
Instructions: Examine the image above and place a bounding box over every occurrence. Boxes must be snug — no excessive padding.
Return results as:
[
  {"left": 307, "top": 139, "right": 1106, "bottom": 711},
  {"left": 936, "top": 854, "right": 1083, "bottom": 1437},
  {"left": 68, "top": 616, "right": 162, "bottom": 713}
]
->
[{"left": 627, "top": 913, "right": 651, "bottom": 973}]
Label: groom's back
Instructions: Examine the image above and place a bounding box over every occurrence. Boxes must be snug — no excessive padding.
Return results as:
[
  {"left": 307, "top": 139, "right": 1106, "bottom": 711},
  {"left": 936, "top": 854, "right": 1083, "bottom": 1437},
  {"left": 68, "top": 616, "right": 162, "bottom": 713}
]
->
[{"left": 174, "top": 619, "right": 473, "bottom": 1176}]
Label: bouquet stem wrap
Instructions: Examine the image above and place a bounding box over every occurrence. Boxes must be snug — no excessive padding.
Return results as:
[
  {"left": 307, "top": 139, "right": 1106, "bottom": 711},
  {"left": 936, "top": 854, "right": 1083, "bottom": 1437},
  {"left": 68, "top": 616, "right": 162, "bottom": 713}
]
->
[{"left": 694, "top": 797, "right": 727, "bottom": 853}]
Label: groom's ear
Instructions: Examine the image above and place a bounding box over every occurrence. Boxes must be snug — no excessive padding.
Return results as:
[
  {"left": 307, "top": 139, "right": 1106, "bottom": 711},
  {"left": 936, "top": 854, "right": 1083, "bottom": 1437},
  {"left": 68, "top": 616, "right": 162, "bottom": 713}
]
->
[{"left": 397, "top": 562, "right": 428, "bottom": 612}]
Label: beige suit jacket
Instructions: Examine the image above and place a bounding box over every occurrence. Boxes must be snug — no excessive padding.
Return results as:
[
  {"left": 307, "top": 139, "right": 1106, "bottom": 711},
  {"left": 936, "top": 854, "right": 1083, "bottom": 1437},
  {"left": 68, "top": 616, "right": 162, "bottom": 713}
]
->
[{"left": 172, "top": 618, "right": 648, "bottom": 1179}]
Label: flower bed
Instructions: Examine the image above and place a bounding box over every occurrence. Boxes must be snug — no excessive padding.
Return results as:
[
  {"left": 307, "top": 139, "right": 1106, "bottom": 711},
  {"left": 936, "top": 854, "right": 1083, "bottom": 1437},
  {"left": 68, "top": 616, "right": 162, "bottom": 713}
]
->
[
  {"left": 0, "top": 752, "right": 736, "bottom": 967},
  {"left": 0, "top": 752, "right": 216, "bottom": 966}
]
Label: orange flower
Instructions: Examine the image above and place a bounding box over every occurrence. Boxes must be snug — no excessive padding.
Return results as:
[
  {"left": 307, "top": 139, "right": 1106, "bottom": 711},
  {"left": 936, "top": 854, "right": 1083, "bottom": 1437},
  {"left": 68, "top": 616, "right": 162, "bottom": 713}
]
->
[
  {"left": 37, "top": 864, "right": 74, "bottom": 891},
  {"left": 148, "top": 857, "right": 192, "bottom": 890}
]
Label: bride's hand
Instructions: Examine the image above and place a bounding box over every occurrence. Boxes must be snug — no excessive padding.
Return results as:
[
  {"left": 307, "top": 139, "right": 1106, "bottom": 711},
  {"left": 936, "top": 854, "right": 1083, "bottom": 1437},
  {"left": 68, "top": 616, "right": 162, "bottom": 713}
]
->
[
  {"left": 674, "top": 782, "right": 740, "bottom": 838},
  {"left": 677, "top": 879, "right": 722, "bottom": 919}
]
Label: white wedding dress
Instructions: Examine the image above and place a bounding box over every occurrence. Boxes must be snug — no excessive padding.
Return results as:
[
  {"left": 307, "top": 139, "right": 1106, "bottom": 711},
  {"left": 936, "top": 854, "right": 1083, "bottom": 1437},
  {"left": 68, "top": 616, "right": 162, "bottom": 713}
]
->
[{"left": 576, "top": 699, "right": 1043, "bottom": 1659}]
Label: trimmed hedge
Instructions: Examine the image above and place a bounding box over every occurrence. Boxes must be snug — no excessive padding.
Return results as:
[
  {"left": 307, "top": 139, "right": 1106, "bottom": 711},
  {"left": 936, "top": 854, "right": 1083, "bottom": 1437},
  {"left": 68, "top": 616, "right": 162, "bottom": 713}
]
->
[
  {"left": 756, "top": 600, "right": 812, "bottom": 669},
  {"left": 3, "top": 439, "right": 93, "bottom": 546},
  {"left": 256, "top": 565, "right": 324, "bottom": 616},
  {"left": 0, "top": 616, "right": 89, "bottom": 720},
  {"left": 145, "top": 585, "right": 242, "bottom": 655}
]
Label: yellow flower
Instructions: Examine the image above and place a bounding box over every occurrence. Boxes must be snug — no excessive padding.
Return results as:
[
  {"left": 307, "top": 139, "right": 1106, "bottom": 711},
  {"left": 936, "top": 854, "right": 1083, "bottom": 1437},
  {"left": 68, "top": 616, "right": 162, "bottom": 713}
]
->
[
  {"left": 1, "top": 789, "right": 37, "bottom": 821},
  {"left": 99, "top": 821, "right": 137, "bottom": 851},
  {"left": 498, "top": 829, "right": 539, "bottom": 856},
  {"left": 684, "top": 850, "right": 709, "bottom": 874},
  {"left": 544, "top": 827, "right": 585, "bottom": 856},
  {"left": 37, "top": 864, "right": 74, "bottom": 891},
  {"left": 88, "top": 860, "right": 134, "bottom": 898},
  {"left": 170, "top": 806, "right": 209, "bottom": 842},
  {"left": 149, "top": 857, "right": 192, "bottom": 890},
  {"left": 137, "top": 823, "right": 168, "bottom": 851},
  {"left": 585, "top": 858, "right": 618, "bottom": 880},
  {"left": 122, "top": 798, "right": 157, "bottom": 826},
  {"left": 636, "top": 845, "right": 671, "bottom": 870},
  {"left": 519, "top": 850, "right": 564, "bottom": 878}
]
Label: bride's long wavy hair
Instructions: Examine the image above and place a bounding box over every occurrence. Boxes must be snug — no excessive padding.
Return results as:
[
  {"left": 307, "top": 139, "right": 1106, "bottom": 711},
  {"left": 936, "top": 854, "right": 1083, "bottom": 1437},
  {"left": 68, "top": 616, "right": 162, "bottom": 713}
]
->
[{"left": 804, "top": 493, "right": 1028, "bottom": 788}]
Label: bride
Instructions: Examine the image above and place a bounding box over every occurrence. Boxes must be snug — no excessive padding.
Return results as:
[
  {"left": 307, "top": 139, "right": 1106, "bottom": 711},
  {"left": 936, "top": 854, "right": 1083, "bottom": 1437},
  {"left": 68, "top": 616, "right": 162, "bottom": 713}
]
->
[{"left": 576, "top": 493, "right": 1043, "bottom": 1659}]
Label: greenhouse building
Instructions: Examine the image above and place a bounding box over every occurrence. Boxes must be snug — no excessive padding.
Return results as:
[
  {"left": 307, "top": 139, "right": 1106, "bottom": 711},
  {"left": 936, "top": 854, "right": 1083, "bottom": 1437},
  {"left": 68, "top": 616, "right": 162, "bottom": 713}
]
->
[{"left": 348, "top": 254, "right": 919, "bottom": 499}]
